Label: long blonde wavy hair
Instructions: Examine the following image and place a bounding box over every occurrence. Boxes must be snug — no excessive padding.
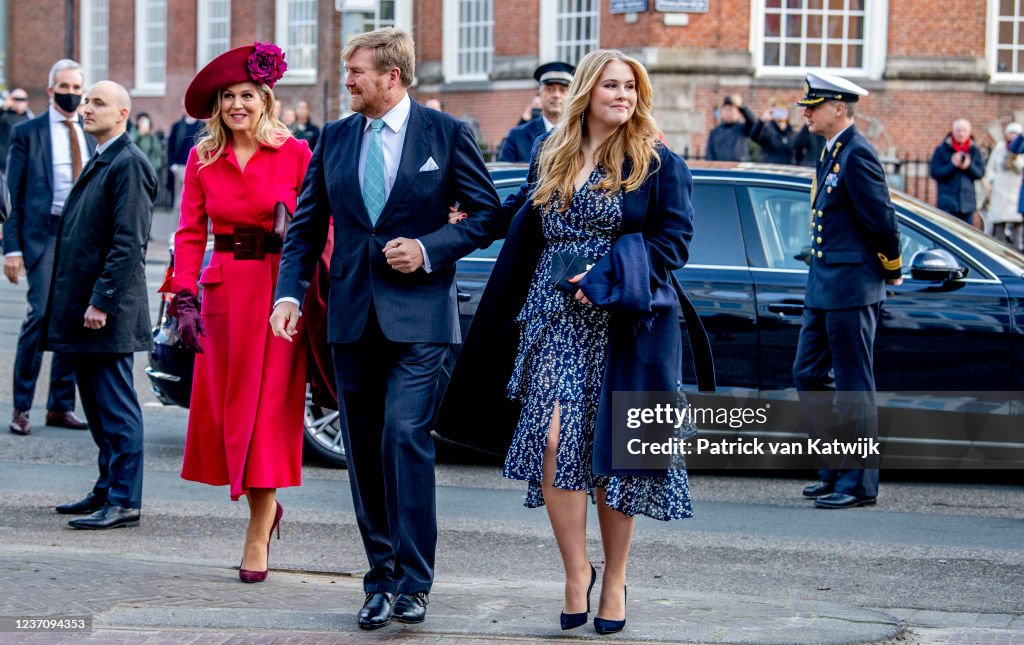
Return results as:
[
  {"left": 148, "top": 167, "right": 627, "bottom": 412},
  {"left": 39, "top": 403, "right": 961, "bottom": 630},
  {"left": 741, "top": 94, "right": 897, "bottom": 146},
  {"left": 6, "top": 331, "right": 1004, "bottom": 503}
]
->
[
  {"left": 532, "top": 49, "right": 660, "bottom": 212},
  {"left": 194, "top": 83, "right": 292, "bottom": 168}
]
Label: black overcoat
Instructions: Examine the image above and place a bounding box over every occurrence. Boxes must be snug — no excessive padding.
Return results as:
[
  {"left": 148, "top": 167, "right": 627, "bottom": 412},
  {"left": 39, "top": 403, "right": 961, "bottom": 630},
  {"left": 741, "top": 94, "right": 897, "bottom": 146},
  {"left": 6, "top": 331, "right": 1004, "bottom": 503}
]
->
[
  {"left": 435, "top": 143, "right": 714, "bottom": 476},
  {"left": 44, "top": 132, "right": 156, "bottom": 353}
]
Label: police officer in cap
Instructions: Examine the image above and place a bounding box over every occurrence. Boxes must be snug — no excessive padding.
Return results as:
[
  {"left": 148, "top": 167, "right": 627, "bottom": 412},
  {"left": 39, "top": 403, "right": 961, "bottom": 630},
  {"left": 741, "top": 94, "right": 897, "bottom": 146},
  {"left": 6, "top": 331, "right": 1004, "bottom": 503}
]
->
[
  {"left": 498, "top": 61, "right": 574, "bottom": 162},
  {"left": 793, "top": 72, "right": 902, "bottom": 509}
]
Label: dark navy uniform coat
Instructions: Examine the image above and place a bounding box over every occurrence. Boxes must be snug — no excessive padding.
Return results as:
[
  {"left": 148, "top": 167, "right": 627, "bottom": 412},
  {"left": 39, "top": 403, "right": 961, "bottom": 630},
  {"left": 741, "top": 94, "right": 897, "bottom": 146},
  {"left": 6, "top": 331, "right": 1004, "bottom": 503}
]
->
[
  {"left": 498, "top": 117, "right": 546, "bottom": 163},
  {"left": 805, "top": 124, "right": 901, "bottom": 310}
]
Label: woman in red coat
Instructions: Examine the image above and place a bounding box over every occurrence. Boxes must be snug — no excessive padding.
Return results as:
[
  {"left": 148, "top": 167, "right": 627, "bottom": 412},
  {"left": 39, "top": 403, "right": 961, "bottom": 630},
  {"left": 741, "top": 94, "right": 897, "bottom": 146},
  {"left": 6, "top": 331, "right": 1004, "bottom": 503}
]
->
[{"left": 168, "top": 42, "right": 311, "bottom": 583}]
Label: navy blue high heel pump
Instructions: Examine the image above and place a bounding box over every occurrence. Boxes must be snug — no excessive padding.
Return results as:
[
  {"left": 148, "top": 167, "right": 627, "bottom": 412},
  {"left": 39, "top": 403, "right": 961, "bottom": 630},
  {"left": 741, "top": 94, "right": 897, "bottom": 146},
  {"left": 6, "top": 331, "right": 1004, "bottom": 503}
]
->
[
  {"left": 594, "top": 585, "right": 627, "bottom": 634},
  {"left": 560, "top": 563, "right": 597, "bottom": 630}
]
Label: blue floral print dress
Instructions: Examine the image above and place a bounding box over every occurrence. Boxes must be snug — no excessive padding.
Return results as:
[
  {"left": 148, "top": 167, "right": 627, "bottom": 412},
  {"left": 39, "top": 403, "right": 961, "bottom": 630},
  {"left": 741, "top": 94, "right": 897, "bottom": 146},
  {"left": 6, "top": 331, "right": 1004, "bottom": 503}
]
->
[{"left": 503, "top": 165, "right": 693, "bottom": 521}]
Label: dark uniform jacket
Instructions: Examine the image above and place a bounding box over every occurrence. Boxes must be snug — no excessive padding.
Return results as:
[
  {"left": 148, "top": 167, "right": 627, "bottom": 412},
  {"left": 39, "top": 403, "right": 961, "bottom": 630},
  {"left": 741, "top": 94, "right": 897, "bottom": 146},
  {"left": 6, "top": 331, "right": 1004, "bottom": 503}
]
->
[
  {"left": 498, "top": 117, "right": 546, "bottom": 163},
  {"left": 929, "top": 135, "right": 985, "bottom": 216},
  {"left": 805, "top": 125, "right": 901, "bottom": 310},
  {"left": 44, "top": 133, "right": 156, "bottom": 353}
]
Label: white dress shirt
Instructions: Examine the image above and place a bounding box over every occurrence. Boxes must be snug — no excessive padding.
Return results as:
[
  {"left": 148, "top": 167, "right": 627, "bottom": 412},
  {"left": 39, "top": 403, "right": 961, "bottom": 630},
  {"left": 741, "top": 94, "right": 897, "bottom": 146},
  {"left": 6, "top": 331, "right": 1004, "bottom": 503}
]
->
[
  {"left": 542, "top": 115, "right": 555, "bottom": 132},
  {"left": 49, "top": 105, "right": 91, "bottom": 216}
]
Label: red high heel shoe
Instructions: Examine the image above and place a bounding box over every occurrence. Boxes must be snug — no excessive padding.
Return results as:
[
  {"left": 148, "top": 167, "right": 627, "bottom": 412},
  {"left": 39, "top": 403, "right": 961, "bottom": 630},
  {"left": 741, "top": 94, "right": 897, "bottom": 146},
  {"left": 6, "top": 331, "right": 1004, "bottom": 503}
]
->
[{"left": 239, "top": 501, "right": 283, "bottom": 583}]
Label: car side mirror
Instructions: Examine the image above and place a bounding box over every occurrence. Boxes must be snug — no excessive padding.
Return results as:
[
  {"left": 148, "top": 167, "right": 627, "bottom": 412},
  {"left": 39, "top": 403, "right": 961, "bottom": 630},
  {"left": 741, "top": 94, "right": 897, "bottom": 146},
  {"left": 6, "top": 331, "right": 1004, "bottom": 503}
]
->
[{"left": 909, "top": 248, "right": 969, "bottom": 282}]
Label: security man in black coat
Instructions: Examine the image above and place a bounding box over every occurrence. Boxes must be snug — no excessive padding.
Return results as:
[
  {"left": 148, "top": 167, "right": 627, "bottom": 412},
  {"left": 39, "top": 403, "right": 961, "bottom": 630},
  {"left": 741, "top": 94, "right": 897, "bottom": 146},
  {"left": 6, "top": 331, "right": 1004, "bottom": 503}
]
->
[
  {"left": 792, "top": 72, "right": 902, "bottom": 509},
  {"left": 44, "top": 81, "right": 156, "bottom": 529},
  {"left": 498, "top": 61, "right": 573, "bottom": 162}
]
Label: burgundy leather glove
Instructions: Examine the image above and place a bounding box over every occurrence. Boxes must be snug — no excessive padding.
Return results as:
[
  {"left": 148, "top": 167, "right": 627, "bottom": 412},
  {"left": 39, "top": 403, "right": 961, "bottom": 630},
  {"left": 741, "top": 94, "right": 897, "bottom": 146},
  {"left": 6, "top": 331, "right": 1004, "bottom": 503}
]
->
[{"left": 168, "top": 289, "right": 205, "bottom": 354}]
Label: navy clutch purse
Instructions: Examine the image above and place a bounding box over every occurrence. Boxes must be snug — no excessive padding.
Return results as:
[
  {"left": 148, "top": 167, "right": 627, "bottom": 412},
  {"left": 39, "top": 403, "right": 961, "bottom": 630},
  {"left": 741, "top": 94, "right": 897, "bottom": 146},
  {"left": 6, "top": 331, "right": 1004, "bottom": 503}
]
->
[{"left": 549, "top": 251, "right": 592, "bottom": 292}]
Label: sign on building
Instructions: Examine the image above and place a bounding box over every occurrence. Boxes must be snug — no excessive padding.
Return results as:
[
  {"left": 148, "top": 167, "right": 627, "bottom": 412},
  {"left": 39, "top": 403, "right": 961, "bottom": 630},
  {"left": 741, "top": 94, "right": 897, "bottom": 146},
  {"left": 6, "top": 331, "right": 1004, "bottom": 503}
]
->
[
  {"left": 610, "top": 0, "right": 649, "bottom": 13},
  {"left": 654, "top": 0, "right": 709, "bottom": 12}
]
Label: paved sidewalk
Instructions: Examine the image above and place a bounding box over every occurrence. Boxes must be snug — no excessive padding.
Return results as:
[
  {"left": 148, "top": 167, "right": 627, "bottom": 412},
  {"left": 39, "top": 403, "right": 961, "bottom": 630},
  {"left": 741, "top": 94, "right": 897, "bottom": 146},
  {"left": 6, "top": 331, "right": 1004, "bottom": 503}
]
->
[{"left": 0, "top": 545, "right": 901, "bottom": 644}]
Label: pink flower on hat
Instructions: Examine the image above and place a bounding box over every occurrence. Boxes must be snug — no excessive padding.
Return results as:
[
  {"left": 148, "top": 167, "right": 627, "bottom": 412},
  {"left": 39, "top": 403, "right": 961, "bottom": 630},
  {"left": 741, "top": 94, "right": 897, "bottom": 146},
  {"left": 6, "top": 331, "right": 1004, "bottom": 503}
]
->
[{"left": 247, "top": 42, "right": 288, "bottom": 88}]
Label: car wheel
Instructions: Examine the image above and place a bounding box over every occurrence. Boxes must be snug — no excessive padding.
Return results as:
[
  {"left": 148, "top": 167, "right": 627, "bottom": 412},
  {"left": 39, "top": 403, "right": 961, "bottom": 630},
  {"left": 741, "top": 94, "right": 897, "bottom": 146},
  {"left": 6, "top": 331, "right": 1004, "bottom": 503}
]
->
[{"left": 303, "top": 386, "right": 347, "bottom": 468}]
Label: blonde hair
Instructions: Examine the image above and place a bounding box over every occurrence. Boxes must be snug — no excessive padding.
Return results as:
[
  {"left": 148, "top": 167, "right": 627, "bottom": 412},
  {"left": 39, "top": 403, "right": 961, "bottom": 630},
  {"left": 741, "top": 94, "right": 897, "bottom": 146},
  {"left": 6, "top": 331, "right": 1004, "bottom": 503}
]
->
[
  {"left": 342, "top": 28, "right": 416, "bottom": 87},
  {"left": 532, "top": 49, "right": 660, "bottom": 212},
  {"left": 194, "top": 83, "right": 292, "bottom": 168}
]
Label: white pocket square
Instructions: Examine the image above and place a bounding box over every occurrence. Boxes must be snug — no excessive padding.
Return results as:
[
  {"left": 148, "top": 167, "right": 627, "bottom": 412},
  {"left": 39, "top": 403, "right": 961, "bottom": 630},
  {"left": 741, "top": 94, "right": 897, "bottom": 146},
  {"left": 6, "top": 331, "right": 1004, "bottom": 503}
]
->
[{"left": 419, "top": 157, "right": 440, "bottom": 172}]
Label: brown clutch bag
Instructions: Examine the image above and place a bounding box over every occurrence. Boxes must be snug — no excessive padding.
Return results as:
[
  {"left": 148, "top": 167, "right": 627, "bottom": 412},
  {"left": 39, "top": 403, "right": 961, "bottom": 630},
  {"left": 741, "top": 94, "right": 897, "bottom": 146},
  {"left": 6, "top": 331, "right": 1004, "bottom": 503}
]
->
[{"left": 273, "top": 201, "right": 292, "bottom": 240}]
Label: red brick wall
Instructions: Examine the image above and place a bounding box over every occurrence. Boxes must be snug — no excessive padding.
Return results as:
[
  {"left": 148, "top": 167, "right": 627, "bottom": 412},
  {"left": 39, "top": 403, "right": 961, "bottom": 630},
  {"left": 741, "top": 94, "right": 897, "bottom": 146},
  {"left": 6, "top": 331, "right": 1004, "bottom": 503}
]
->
[
  {"left": 7, "top": 0, "right": 68, "bottom": 116},
  {"left": 888, "top": 0, "right": 987, "bottom": 58},
  {"left": 494, "top": 0, "right": 538, "bottom": 57}
]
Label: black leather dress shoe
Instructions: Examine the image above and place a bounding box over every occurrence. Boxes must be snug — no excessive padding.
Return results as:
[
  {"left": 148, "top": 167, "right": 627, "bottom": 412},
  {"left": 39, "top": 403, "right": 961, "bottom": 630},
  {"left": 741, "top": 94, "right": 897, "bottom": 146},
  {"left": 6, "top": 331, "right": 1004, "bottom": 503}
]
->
[
  {"left": 358, "top": 592, "right": 394, "bottom": 630},
  {"left": 814, "top": 492, "right": 877, "bottom": 509},
  {"left": 46, "top": 410, "right": 88, "bottom": 430},
  {"left": 55, "top": 492, "right": 107, "bottom": 515},
  {"left": 67, "top": 504, "right": 140, "bottom": 529},
  {"left": 392, "top": 592, "right": 429, "bottom": 624},
  {"left": 9, "top": 410, "right": 30, "bottom": 435},
  {"left": 802, "top": 481, "right": 835, "bottom": 498}
]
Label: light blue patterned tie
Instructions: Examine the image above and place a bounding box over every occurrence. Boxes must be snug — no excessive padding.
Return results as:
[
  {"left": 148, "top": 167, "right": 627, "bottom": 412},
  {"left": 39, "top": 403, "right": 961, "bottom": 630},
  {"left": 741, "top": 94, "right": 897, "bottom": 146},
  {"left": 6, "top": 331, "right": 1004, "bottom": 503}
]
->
[{"left": 362, "top": 118, "right": 387, "bottom": 225}]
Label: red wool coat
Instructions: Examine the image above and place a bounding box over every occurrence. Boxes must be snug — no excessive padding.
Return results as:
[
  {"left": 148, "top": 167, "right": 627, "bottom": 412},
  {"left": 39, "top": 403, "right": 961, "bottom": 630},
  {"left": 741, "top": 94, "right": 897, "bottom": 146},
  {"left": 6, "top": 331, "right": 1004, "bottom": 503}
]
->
[{"left": 174, "top": 136, "right": 312, "bottom": 500}]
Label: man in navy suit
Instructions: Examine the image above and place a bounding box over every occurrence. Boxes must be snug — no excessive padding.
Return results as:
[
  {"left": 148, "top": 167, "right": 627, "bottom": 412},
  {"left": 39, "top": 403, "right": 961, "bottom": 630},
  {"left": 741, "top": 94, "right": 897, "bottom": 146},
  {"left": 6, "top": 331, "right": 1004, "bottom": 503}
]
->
[
  {"left": 271, "top": 28, "right": 503, "bottom": 629},
  {"left": 3, "top": 59, "right": 93, "bottom": 436},
  {"left": 793, "top": 72, "right": 902, "bottom": 509},
  {"left": 498, "top": 61, "right": 573, "bottom": 162}
]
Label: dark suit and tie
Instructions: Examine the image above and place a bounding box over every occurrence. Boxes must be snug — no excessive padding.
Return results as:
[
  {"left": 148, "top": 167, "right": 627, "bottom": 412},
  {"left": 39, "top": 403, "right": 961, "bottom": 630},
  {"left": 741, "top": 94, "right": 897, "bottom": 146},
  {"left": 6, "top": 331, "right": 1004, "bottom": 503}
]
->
[
  {"left": 274, "top": 34, "right": 503, "bottom": 628},
  {"left": 3, "top": 101, "right": 95, "bottom": 435},
  {"left": 498, "top": 116, "right": 546, "bottom": 163}
]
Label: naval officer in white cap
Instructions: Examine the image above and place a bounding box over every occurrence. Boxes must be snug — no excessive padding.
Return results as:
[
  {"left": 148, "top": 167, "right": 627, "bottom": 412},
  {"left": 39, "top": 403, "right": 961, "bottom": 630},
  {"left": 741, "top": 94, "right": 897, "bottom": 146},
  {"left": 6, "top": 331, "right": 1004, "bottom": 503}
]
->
[{"left": 792, "top": 72, "right": 903, "bottom": 509}]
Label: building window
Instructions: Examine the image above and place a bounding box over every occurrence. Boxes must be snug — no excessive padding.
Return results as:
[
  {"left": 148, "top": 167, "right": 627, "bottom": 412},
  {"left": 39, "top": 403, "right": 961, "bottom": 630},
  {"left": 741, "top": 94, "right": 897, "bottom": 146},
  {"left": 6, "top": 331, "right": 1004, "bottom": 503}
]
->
[
  {"left": 81, "top": 0, "right": 109, "bottom": 85},
  {"left": 197, "top": 0, "right": 231, "bottom": 67},
  {"left": 444, "top": 0, "right": 493, "bottom": 81},
  {"left": 276, "top": 0, "right": 318, "bottom": 84},
  {"left": 540, "top": 0, "right": 599, "bottom": 66},
  {"left": 990, "top": 0, "right": 1024, "bottom": 80},
  {"left": 751, "top": 0, "right": 888, "bottom": 78},
  {"left": 134, "top": 0, "right": 166, "bottom": 95},
  {"left": 358, "top": 0, "right": 395, "bottom": 31}
]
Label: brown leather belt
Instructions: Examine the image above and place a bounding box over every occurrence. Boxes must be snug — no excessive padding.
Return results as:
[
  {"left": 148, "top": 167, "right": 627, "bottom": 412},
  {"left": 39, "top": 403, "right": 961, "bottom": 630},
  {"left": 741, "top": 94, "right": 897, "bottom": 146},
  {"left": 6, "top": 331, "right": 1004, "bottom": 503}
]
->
[{"left": 213, "top": 227, "right": 283, "bottom": 259}]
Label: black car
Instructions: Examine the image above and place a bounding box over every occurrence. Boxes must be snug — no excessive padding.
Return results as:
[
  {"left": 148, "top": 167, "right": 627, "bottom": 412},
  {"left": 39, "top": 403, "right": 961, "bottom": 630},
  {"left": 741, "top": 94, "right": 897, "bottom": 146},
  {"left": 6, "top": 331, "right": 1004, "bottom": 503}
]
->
[{"left": 149, "top": 161, "right": 1024, "bottom": 469}]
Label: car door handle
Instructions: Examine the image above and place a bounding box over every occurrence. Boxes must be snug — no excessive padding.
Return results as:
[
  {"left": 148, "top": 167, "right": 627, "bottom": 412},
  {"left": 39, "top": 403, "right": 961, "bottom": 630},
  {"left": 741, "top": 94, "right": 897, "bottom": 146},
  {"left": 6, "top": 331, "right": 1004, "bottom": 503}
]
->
[
  {"left": 457, "top": 290, "right": 472, "bottom": 302},
  {"left": 767, "top": 303, "right": 804, "bottom": 316}
]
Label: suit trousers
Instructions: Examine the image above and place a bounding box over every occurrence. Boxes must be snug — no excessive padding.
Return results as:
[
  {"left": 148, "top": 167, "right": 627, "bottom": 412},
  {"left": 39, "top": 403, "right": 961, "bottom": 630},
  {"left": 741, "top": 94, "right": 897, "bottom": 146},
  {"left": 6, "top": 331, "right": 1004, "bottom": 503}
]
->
[
  {"left": 332, "top": 307, "right": 448, "bottom": 594},
  {"left": 792, "top": 305, "right": 881, "bottom": 499},
  {"left": 73, "top": 353, "right": 144, "bottom": 509},
  {"left": 12, "top": 221, "right": 76, "bottom": 413}
]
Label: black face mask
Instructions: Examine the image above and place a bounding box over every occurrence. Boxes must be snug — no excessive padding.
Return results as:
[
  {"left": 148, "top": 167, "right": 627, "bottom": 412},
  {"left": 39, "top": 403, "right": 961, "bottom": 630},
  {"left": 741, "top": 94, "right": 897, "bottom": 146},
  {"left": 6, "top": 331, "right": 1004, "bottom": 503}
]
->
[{"left": 53, "top": 92, "right": 82, "bottom": 113}]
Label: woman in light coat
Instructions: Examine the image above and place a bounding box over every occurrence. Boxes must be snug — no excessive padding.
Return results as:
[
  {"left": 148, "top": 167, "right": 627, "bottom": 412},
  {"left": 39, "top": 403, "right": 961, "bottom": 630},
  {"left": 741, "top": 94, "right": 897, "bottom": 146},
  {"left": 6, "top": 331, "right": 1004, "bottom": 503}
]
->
[{"left": 982, "top": 122, "right": 1024, "bottom": 248}]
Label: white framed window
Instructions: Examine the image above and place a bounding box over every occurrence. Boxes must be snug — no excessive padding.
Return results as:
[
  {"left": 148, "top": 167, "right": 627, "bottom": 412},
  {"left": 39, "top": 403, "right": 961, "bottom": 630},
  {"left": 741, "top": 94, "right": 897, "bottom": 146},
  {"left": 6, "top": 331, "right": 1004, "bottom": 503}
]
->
[
  {"left": 749, "top": 0, "right": 888, "bottom": 79},
  {"left": 540, "top": 0, "right": 599, "bottom": 67},
  {"left": 134, "top": 0, "right": 166, "bottom": 95},
  {"left": 197, "top": 0, "right": 231, "bottom": 68},
  {"left": 336, "top": 0, "right": 412, "bottom": 32},
  {"left": 988, "top": 0, "right": 1024, "bottom": 81},
  {"left": 276, "top": 0, "right": 318, "bottom": 84},
  {"left": 81, "top": 0, "right": 109, "bottom": 85},
  {"left": 443, "top": 0, "right": 493, "bottom": 82}
]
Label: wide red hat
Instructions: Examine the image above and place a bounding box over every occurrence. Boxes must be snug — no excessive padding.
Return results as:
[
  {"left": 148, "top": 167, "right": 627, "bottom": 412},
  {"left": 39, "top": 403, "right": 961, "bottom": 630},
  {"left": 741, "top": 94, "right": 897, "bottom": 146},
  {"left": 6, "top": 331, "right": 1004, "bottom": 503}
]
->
[{"left": 184, "top": 41, "right": 288, "bottom": 119}]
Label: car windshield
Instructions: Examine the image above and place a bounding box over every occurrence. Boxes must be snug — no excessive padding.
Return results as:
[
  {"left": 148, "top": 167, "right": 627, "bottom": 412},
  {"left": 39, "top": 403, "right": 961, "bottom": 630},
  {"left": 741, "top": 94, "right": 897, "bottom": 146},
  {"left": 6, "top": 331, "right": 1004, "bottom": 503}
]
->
[{"left": 892, "top": 191, "right": 1024, "bottom": 275}]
